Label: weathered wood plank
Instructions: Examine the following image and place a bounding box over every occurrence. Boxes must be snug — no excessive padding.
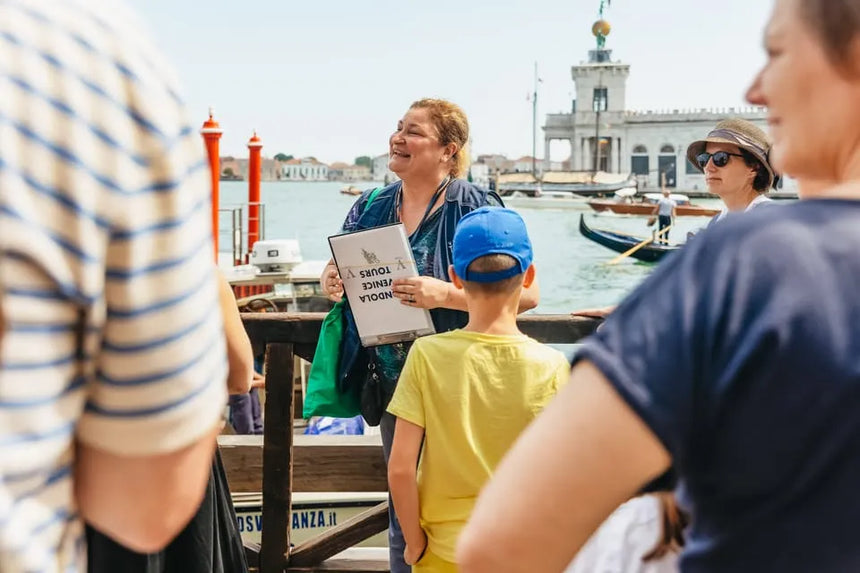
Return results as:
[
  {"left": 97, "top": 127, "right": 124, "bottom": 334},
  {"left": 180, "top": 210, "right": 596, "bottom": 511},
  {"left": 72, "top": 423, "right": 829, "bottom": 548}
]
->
[
  {"left": 261, "top": 343, "right": 296, "bottom": 573},
  {"left": 286, "top": 559, "right": 389, "bottom": 572},
  {"left": 219, "top": 435, "right": 387, "bottom": 494},
  {"left": 289, "top": 502, "right": 389, "bottom": 567},
  {"left": 294, "top": 343, "right": 316, "bottom": 364},
  {"left": 243, "top": 313, "right": 326, "bottom": 346},
  {"left": 242, "top": 313, "right": 599, "bottom": 347},
  {"left": 518, "top": 313, "right": 600, "bottom": 343},
  {"left": 245, "top": 541, "right": 261, "bottom": 570}
]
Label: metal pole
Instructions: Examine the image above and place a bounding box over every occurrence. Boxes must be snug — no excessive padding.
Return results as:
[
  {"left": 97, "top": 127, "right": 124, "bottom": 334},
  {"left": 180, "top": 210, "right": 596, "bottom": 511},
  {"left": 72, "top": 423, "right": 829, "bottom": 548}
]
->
[
  {"left": 247, "top": 131, "right": 263, "bottom": 256},
  {"left": 594, "top": 109, "right": 601, "bottom": 172},
  {"left": 260, "top": 203, "right": 265, "bottom": 241},
  {"left": 232, "top": 208, "right": 242, "bottom": 266},
  {"left": 594, "top": 71, "right": 604, "bottom": 173},
  {"left": 532, "top": 61, "right": 538, "bottom": 178}
]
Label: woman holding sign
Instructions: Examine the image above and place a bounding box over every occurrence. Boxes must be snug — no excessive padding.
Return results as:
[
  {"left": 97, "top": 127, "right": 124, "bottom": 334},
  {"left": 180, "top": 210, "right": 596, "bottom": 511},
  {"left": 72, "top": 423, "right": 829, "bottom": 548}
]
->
[{"left": 320, "top": 98, "right": 539, "bottom": 573}]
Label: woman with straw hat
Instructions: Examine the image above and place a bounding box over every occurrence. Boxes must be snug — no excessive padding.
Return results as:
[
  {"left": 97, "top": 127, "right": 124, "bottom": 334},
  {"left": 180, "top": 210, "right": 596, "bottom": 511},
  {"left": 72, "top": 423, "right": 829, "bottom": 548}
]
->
[
  {"left": 460, "top": 0, "right": 860, "bottom": 570},
  {"left": 614, "top": 118, "right": 779, "bottom": 244},
  {"left": 571, "top": 118, "right": 781, "bottom": 320},
  {"left": 686, "top": 117, "right": 779, "bottom": 223}
]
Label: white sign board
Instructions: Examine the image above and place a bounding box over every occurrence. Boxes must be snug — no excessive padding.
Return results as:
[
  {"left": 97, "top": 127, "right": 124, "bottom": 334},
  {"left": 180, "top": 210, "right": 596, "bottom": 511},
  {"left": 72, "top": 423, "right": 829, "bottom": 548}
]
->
[{"left": 328, "top": 223, "right": 435, "bottom": 346}]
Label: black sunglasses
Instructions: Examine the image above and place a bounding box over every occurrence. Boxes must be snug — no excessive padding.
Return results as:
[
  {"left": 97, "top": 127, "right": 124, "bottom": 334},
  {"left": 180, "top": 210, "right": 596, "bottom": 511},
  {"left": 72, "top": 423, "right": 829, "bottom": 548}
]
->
[{"left": 696, "top": 151, "right": 744, "bottom": 169}]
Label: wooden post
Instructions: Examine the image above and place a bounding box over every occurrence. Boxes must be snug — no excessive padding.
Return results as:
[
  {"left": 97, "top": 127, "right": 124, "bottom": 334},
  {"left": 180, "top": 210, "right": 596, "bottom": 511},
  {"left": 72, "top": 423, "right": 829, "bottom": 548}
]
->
[
  {"left": 248, "top": 131, "right": 263, "bottom": 254},
  {"left": 260, "top": 342, "right": 296, "bottom": 573},
  {"left": 201, "top": 108, "right": 223, "bottom": 258}
]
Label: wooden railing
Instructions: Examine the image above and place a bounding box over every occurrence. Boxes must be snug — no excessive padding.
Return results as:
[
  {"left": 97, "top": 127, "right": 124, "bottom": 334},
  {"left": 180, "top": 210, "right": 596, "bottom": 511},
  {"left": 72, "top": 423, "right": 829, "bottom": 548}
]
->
[{"left": 220, "top": 312, "right": 599, "bottom": 572}]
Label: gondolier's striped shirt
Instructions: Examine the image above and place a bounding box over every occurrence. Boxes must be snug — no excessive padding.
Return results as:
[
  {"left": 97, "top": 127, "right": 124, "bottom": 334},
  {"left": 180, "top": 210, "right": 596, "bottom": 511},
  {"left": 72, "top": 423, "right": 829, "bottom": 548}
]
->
[{"left": 0, "top": 1, "right": 227, "bottom": 570}]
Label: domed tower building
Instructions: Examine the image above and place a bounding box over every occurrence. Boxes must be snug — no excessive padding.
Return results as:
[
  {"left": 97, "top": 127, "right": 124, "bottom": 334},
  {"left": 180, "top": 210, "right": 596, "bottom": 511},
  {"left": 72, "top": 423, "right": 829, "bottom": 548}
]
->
[{"left": 541, "top": 1, "right": 793, "bottom": 194}]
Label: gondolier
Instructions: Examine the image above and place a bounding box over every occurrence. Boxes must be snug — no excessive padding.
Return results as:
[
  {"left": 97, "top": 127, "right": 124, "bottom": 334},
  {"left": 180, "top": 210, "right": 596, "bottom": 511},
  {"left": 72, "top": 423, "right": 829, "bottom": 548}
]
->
[{"left": 651, "top": 189, "right": 677, "bottom": 244}]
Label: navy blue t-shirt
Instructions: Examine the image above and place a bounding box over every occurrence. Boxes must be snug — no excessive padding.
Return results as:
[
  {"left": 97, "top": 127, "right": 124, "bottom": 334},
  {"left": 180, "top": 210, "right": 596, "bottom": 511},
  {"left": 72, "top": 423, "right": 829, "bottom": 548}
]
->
[{"left": 573, "top": 199, "right": 860, "bottom": 572}]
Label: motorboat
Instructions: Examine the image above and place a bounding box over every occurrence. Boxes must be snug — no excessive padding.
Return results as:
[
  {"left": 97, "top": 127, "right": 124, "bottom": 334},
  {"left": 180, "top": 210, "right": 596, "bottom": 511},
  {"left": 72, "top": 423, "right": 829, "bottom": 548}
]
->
[
  {"left": 340, "top": 185, "right": 363, "bottom": 196},
  {"left": 587, "top": 192, "right": 720, "bottom": 217}
]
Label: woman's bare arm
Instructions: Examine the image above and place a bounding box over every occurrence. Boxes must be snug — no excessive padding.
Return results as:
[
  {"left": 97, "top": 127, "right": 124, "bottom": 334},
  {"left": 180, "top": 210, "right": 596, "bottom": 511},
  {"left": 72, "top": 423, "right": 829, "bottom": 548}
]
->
[{"left": 218, "top": 275, "right": 254, "bottom": 395}]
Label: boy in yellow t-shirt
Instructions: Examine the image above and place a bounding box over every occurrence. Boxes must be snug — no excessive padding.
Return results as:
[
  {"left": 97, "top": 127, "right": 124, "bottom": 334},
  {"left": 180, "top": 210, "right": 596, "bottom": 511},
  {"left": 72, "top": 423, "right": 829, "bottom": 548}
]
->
[{"left": 387, "top": 207, "right": 570, "bottom": 571}]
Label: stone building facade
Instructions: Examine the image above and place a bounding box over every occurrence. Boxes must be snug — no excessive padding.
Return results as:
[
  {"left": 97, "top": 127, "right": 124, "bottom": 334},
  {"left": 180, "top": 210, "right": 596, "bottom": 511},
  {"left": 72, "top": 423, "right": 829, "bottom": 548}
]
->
[{"left": 543, "top": 48, "right": 794, "bottom": 192}]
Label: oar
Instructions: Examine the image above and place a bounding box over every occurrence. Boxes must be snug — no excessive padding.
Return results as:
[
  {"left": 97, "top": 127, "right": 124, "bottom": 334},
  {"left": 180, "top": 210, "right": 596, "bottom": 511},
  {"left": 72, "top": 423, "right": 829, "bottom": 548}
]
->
[{"left": 606, "top": 225, "right": 673, "bottom": 265}]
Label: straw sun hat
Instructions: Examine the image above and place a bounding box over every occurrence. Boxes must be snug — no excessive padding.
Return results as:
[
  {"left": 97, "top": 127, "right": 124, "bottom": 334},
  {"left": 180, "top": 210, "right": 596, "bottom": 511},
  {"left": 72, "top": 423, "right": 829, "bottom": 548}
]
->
[{"left": 686, "top": 118, "right": 777, "bottom": 190}]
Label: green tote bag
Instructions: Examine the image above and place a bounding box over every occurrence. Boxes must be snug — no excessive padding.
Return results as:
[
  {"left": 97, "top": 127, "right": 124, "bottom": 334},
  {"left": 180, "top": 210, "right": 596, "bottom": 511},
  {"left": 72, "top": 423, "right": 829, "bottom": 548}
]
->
[
  {"left": 302, "top": 187, "right": 382, "bottom": 419},
  {"left": 303, "top": 299, "right": 360, "bottom": 418}
]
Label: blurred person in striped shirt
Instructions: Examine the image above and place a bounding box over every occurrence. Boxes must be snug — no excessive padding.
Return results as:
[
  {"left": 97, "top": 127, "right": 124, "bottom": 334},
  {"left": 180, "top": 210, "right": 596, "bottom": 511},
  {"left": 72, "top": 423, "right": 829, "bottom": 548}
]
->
[{"left": 0, "top": 0, "right": 238, "bottom": 570}]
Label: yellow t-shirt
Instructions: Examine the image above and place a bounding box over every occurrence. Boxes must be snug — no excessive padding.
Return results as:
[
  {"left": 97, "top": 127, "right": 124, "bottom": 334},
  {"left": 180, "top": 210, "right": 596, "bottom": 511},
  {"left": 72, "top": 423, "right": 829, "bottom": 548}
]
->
[{"left": 386, "top": 329, "right": 570, "bottom": 562}]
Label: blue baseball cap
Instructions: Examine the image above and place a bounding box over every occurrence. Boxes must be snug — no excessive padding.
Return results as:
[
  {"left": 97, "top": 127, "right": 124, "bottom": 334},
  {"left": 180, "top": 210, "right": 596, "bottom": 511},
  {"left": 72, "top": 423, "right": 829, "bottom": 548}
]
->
[{"left": 453, "top": 206, "right": 533, "bottom": 283}]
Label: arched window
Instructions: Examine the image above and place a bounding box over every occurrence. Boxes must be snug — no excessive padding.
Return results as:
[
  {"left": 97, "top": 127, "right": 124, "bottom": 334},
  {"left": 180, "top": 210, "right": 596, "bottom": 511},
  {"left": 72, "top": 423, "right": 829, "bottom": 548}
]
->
[
  {"left": 660, "top": 144, "right": 675, "bottom": 154},
  {"left": 631, "top": 145, "right": 649, "bottom": 175}
]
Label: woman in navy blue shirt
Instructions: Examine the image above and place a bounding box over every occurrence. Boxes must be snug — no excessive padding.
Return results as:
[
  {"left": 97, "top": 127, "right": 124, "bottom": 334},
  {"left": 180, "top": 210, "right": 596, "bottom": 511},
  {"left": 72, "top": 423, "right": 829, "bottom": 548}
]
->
[{"left": 459, "top": 1, "right": 860, "bottom": 572}]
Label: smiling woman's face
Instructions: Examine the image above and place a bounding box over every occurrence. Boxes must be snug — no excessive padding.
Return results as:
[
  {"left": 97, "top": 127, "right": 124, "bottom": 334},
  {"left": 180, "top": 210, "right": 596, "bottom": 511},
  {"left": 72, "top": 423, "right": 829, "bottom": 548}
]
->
[
  {"left": 746, "top": 0, "right": 860, "bottom": 184},
  {"left": 388, "top": 107, "right": 448, "bottom": 179}
]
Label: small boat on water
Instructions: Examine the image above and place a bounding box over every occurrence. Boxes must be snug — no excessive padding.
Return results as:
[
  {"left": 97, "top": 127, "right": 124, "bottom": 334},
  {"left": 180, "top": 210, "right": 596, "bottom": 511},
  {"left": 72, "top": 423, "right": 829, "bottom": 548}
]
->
[
  {"left": 496, "top": 171, "right": 637, "bottom": 197},
  {"left": 588, "top": 192, "right": 720, "bottom": 217},
  {"left": 340, "top": 185, "right": 363, "bottom": 196},
  {"left": 502, "top": 189, "right": 589, "bottom": 210},
  {"left": 579, "top": 214, "right": 680, "bottom": 263}
]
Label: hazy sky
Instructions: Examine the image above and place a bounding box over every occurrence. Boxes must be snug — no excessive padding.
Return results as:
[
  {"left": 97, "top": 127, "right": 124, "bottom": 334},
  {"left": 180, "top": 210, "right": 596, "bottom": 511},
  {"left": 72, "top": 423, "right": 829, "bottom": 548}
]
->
[{"left": 128, "top": 0, "right": 775, "bottom": 163}]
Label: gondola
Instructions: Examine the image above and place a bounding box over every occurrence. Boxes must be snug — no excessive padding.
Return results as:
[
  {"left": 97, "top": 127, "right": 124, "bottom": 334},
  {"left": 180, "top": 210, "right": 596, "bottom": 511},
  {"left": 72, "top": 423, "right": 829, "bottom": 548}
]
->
[{"left": 578, "top": 214, "right": 681, "bottom": 263}]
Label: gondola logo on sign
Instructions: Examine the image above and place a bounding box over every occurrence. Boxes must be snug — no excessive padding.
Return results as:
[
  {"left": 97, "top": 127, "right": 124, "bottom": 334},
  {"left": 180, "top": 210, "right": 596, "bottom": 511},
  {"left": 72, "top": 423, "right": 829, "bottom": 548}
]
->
[{"left": 362, "top": 248, "right": 380, "bottom": 265}]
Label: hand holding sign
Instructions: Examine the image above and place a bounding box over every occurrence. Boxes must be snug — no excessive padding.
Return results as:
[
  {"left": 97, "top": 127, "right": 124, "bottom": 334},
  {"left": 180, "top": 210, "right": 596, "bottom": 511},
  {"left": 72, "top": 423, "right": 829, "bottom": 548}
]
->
[
  {"left": 320, "top": 260, "right": 344, "bottom": 301},
  {"left": 393, "top": 276, "right": 450, "bottom": 309}
]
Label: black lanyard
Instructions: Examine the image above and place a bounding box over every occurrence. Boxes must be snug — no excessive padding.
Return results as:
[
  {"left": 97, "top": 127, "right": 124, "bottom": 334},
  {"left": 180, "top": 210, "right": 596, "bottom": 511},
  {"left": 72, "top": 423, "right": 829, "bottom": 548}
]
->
[{"left": 395, "top": 176, "right": 451, "bottom": 244}]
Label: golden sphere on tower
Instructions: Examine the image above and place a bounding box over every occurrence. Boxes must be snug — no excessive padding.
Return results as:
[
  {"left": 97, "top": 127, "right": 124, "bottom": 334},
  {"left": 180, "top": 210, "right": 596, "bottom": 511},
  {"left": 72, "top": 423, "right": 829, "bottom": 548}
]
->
[{"left": 592, "top": 19, "right": 611, "bottom": 37}]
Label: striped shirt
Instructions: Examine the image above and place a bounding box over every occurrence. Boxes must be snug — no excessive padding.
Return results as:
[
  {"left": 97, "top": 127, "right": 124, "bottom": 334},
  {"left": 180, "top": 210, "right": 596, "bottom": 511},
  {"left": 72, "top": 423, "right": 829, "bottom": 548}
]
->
[{"left": 0, "top": 1, "right": 228, "bottom": 570}]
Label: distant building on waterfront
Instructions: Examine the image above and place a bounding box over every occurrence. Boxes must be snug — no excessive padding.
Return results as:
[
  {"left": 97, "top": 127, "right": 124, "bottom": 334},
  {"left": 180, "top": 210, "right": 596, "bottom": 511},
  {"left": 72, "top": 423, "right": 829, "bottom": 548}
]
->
[
  {"left": 511, "top": 156, "right": 566, "bottom": 173},
  {"left": 281, "top": 157, "right": 329, "bottom": 181},
  {"left": 542, "top": 31, "right": 794, "bottom": 192},
  {"left": 468, "top": 162, "right": 490, "bottom": 188},
  {"left": 476, "top": 154, "right": 513, "bottom": 174},
  {"left": 220, "top": 156, "right": 244, "bottom": 180},
  {"left": 372, "top": 153, "right": 399, "bottom": 184},
  {"left": 220, "top": 156, "right": 282, "bottom": 181},
  {"left": 328, "top": 162, "right": 372, "bottom": 182},
  {"left": 512, "top": 156, "right": 538, "bottom": 174}
]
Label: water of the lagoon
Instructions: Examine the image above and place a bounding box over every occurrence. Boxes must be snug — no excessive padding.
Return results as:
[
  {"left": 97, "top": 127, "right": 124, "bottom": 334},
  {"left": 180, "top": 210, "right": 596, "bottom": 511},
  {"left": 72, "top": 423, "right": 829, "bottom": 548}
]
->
[{"left": 219, "top": 180, "right": 725, "bottom": 314}]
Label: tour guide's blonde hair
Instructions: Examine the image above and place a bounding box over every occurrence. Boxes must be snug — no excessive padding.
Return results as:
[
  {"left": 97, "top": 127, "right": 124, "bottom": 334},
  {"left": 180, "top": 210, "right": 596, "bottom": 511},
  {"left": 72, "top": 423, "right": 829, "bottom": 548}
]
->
[{"left": 410, "top": 98, "right": 471, "bottom": 178}]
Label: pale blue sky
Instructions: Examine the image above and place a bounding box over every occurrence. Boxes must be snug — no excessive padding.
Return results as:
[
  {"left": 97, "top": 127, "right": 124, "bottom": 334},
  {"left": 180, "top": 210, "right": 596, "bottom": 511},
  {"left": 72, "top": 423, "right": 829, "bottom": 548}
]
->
[{"left": 128, "top": 0, "right": 775, "bottom": 163}]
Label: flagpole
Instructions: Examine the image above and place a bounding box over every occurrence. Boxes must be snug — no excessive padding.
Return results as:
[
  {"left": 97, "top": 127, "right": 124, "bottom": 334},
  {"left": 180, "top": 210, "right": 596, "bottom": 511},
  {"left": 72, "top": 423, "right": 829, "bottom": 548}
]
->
[{"left": 532, "top": 61, "right": 538, "bottom": 178}]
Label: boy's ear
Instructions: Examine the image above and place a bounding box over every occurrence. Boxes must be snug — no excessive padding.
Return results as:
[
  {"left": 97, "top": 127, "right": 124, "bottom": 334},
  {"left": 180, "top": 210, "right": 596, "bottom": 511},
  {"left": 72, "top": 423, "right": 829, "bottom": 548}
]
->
[
  {"left": 449, "top": 265, "right": 464, "bottom": 289},
  {"left": 522, "top": 264, "right": 536, "bottom": 288}
]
